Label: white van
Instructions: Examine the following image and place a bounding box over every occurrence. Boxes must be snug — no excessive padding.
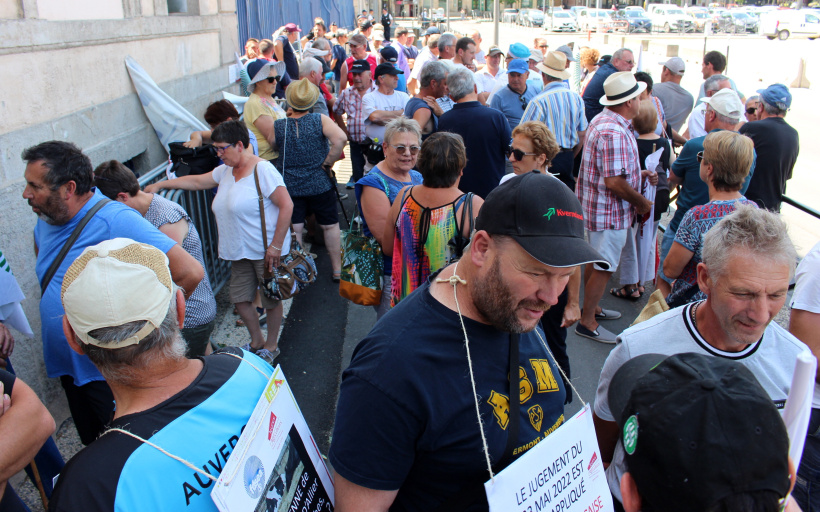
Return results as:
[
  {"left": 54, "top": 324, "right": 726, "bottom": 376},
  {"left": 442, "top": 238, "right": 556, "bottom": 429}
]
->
[{"left": 760, "top": 9, "right": 820, "bottom": 40}]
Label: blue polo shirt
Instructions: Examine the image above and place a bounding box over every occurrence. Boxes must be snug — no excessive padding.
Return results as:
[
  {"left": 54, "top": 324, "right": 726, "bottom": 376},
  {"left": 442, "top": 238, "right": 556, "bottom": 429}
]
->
[
  {"left": 489, "top": 84, "right": 540, "bottom": 129},
  {"left": 669, "top": 129, "right": 756, "bottom": 232},
  {"left": 439, "top": 101, "right": 512, "bottom": 199}
]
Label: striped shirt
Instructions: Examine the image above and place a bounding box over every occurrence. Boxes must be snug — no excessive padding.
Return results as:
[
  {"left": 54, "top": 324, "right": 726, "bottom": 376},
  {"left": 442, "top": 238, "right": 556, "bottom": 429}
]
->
[
  {"left": 576, "top": 109, "right": 641, "bottom": 232},
  {"left": 334, "top": 83, "right": 377, "bottom": 143},
  {"left": 520, "top": 82, "right": 588, "bottom": 149}
]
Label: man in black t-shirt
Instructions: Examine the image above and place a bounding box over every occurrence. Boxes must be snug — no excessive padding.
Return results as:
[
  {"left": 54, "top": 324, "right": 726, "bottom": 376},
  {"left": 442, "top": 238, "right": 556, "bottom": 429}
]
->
[
  {"left": 274, "top": 23, "right": 301, "bottom": 83},
  {"left": 739, "top": 83, "right": 799, "bottom": 212},
  {"left": 330, "top": 173, "right": 609, "bottom": 511}
]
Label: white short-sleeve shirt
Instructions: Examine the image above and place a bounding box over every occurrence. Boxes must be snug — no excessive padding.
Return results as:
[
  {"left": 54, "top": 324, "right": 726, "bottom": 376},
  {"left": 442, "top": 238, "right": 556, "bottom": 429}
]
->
[
  {"left": 791, "top": 240, "right": 820, "bottom": 408},
  {"left": 362, "top": 89, "right": 410, "bottom": 142},
  {"left": 211, "top": 161, "right": 291, "bottom": 261}
]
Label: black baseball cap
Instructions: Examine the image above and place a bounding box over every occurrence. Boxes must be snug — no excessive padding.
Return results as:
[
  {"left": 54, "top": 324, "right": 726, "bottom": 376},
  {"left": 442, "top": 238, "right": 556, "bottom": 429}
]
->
[
  {"left": 374, "top": 62, "right": 403, "bottom": 79},
  {"left": 361, "top": 20, "right": 373, "bottom": 30},
  {"left": 474, "top": 172, "right": 608, "bottom": 269},
  {"left": 609, "top": 353, "right": 791, "bottom": 512},
  {"left": 350, "top": 59, "right": 371, "bottom": 73},
  {"left": 380, "top": 45, "right": 398, "bottom": 63}
]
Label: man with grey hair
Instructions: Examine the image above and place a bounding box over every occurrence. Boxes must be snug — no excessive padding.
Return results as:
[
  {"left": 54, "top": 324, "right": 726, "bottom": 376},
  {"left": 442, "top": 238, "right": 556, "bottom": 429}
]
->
[
  {"left": 582, "top": 47, "right": 635, "bottom": 122},
  {"left": 685, "top": 73, "right": 731, "bottom": 139},
  {"left": 48, "top": 238, "right": 273, "bottom": 511},
  {"left": 652, "top": 56, "right": 694, "bottom": 132},
  {"left": 407, "top": 33, "right": 440, "bottom": 94},
  {"left": 298, "top": 56, "right": 330, "bottom": 116},
  {"left": 593, "top": 204, "right": 810, "bottom": 510},
  {"left": 437, "top": 33, "right": 457, "bottom": 61},
  {"left": 740, "top": 84, "right": 799, "bottom": 212},
  {"left": 659, "top": 89, "right": 755, "bottom": 297},
  {"left": 439, "top": 67, "right": 512, "bottom": 198},
  {"left": 404, "top": 60, "right": 448, "bottom": 139}
]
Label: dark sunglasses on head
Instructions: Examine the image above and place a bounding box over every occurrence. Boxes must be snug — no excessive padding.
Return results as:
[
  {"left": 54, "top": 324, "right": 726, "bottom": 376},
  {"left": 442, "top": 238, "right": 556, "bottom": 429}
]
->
[
  {"left": 506, "top": 146, "right": 537, "bottom": 161},
  {"left": 746, "top": 107, "right": 756, "bottom": 114}
]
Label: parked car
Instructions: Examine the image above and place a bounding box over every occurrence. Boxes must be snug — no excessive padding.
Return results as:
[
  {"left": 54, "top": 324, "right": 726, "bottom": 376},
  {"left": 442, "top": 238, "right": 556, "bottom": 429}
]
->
[
  {"left": 550, "top": 10, "right": 580, "bottom": 31},
  {"left": 578, "top": 8, "right": 612, "bottom": 31},
  {"left": 615, "top": 9, "right": 653, "bottom": 32},
  {"left": 685, "top": 8, "right": 711, "bottom": 31},
  {"left": 648, "top": 5, "right": 695, "bottom": 32},
  {"left": 570, "top": 6, "right": 586, "bottom": 18},
  {"left": 715, "top": 10, "right": 758, "bottom": 33},
  {"left": 761, "top": 9, "right": 820, "bottom": 39},
  {"left": 518, "top": 8, "right": 545, "bottom": 26},
  {"left": 502, "top": 8, "right": 519, "bottom": 23},
  {"left": 432, "top": 7, "right": 445, "bottom": 22}
]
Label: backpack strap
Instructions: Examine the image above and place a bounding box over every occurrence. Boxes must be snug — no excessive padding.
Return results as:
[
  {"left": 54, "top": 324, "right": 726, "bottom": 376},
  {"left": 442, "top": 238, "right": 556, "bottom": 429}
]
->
[{"left": 40, "top": 198, "right": 112, "bottom": 294}]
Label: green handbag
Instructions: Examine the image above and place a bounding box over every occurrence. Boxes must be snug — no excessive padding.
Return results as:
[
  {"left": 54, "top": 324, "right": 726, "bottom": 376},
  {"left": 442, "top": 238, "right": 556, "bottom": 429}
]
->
[{"left": 339, "top": 217, "right": 384, "bottom": 306}]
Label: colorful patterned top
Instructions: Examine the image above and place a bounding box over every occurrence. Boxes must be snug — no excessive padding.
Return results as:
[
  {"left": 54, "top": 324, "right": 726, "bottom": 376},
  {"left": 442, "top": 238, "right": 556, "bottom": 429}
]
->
[
  {"left": 667, "top": 197, "right": 758, "bottom": 305},
  {"left": 391, "top": 190, "right": 470, "bottom": 306}
]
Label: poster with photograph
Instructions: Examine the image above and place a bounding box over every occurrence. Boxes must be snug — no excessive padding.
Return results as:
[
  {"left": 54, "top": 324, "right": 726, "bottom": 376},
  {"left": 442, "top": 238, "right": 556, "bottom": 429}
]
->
[{"left": 212, "top": 366, "right": 334, "bottom": 512}]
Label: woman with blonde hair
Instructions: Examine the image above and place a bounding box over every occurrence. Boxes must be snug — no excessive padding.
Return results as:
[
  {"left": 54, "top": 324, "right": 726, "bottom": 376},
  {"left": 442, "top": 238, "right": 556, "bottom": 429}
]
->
[{"left": 579, "top": 47, "right": 600, "bottom": 93}]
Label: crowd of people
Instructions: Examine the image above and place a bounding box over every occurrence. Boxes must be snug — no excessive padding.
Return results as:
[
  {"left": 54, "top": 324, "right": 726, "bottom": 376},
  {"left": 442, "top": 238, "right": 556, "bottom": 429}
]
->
[{"left": 0, "top": 11, "right": 813, "bottom": 512}]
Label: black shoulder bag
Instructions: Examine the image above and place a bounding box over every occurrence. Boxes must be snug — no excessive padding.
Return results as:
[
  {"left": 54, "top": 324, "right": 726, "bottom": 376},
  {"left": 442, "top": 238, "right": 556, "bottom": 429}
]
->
[{"left": 40, "top": 198, "right": 112, "bottom": 295}]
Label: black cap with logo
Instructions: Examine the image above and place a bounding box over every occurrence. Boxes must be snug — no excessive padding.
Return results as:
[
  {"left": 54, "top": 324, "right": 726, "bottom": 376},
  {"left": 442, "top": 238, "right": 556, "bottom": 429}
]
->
[
  {"left": 374, "top": 62, "right": 403, "bottom": 79},
  {"left": 475, "top": 172, "right": 608, "bottom": 269},
  {"left": 350, "top": 59, "right": 372, "bottom": 74}
]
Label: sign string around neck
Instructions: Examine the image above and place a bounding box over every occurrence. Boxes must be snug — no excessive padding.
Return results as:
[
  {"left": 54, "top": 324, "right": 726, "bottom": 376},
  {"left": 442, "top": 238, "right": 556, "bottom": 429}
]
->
[
  {"left": 435, "top": 261, "right": 588, "bottom": 483},
  {"left": 101, "top": 351, "right": 273, "bottom": 484}
]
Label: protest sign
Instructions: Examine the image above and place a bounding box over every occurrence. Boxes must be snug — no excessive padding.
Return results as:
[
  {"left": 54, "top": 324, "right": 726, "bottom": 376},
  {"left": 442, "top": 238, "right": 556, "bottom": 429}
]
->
[
  {"left": 211, "top": 366, "right": 334, "bottom": 512},
  {"left": 485, "top": 404, "right": 613, "bottom": 512}
]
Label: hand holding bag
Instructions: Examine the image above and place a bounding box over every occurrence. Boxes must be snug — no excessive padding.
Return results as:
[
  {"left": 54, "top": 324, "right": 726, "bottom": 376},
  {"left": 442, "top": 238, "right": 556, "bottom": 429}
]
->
[
  {"left": 168, "top": 142, "right": 220, "bottom": 177},
  {"left": 254, "top": 165, "right": 317, "bottom": 301}
]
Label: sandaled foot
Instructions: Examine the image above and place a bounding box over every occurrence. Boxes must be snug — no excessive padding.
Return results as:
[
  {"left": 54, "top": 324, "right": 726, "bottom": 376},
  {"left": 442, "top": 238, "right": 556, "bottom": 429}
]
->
[
  {"left": 332, "top": 272, "right": 341, "bottom": 283},
  {"left": 255, "top": 348, "right": 280, "bottom": 364},
  {"left": 610, "top": 286, "right": 642, "bottom": 302}
]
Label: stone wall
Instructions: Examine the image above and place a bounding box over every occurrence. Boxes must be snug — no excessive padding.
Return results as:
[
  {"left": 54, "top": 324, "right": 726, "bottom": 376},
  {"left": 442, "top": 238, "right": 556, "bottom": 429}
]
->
[{"left": 0, "top": 0, "right": 239, "bottom": 421}]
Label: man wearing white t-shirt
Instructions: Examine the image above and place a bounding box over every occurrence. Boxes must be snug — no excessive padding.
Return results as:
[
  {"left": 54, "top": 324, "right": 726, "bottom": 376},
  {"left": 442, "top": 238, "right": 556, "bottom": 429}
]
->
[
  {"left": 362, "top": 63, "right": 410, "bottom": 167},
  {"left": 789, "top": 240, "right": 820, "bottom": 511},
  {"left": 474, "top": 45, "right": 503, "bottom": 96},
  {"left": 593, "top": 205, "right": 810, "bottom": 510}
]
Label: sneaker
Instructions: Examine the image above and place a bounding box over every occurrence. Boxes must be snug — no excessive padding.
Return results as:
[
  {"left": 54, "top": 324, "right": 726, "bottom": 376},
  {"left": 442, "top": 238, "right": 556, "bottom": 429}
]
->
[
  {"left": 575, "top": 324, "right": 617, "bottom": 344},
  {"left": 345, "top": 181, "right": 355, "bottom": 189},
  {"left": 339, "top": 193, "right": 349, "bottom": 200},
  {"left": 595, "top": 308, "right": 622, "bottom": 321}
]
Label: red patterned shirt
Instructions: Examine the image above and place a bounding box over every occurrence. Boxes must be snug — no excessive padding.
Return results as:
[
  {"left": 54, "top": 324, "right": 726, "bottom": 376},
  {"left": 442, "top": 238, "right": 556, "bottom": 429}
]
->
[
  {"left": 576, "top": 108, "right": 641, "bottom": 232},
  {"left": 334, "top": 83, "right": 377, "bottom": 143}
]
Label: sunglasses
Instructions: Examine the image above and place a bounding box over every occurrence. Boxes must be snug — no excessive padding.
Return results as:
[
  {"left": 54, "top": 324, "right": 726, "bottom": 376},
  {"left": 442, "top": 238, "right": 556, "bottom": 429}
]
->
[
  {"left": 215, "top": 142, "right": 238, "bottom": 154},
  {"left": 746, "top": 107, "right": 757, "bottom": 114},
  {"left": 519, "top": 95, "right": 528, "bottom": 110},
  {"left": 506, "top": 146, "right": 537, "bottom": 161},
  {"left": 265, "top": 76, "right": 280, "bottom": 84},
  {"left": 538, "top": 45, "right": 548, "bottom": 49},
  {"left": 697, "top": 151, "right": 707, "bottom": 163},
  {"left": 388, "top": 144, "right": 421, "bottom": 155}
]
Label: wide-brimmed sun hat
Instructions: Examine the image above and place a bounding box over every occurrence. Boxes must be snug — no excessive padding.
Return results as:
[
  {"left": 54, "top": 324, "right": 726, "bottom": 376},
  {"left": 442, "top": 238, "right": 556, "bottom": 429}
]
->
[
  {"left": 600, "top": 71, "right": 646, "bottom": 106},
  {"left": 286, "top": 78, "right": 321, "bottom": 111},
  {"left": 536, "top": 51, "right": 570, "bottom": 80}
]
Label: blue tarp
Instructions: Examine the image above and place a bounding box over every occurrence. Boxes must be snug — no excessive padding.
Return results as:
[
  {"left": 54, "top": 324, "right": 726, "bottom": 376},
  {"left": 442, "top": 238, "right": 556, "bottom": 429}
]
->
[{"left": 237, "top": 0, "right": 356, "bottom": 51}]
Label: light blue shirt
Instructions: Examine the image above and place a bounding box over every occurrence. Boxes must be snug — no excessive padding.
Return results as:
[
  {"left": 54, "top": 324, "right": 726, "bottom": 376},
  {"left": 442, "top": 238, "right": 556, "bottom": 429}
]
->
[
  {"left": 521, "top": 81, "right": 588, "bottom": 149},
  {"left": 489, "top": 84, "right": 540, "bottom": 129}
]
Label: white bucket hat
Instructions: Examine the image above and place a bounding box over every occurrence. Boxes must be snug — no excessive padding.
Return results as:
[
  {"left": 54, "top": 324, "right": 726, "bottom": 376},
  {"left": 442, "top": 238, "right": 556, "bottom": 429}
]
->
[
  {"left": 600, "top": 71, "right": 646, "bottom": 106},
  {"left": 535, "top": 51, "right": 570, "bottom": 80}
]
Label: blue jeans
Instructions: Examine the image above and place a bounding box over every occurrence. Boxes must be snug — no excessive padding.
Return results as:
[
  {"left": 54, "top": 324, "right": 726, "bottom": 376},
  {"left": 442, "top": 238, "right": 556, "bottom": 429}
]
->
[
  {"left": 794, "top": 408, "right": 820, "bottom": 511},
  {"left": 657, "top": 225, "right": 677, "bottom": 284}
]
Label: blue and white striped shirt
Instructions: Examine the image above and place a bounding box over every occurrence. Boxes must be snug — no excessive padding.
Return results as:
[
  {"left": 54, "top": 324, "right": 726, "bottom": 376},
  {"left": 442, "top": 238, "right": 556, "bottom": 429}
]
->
[{"left": 520, "top": 81, "right": 588, "bottom": 149}]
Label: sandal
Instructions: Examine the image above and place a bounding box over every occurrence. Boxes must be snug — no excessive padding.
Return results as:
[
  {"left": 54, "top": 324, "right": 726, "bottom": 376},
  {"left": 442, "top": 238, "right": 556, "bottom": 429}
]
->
[
  {"left": 255, "top": 348, "right": 281, "bottom": 364},
  {"left": 610, "top": 286, "right": 642, "bottom": 302},
  {"left": 332, "top": 272, "right": 341, "bottom": 283}
]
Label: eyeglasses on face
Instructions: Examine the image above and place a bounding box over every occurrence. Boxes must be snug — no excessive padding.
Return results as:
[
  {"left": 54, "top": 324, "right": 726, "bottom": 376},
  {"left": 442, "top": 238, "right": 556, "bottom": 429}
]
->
[
  {"left": 697, "top": 151, "right": 707, "bottom": 164},
  {"left": 265, "top": 76, "right": 280, "bottom": 84},
  {"left": 388, "top": 144, "right": 421, "bottom": 155},
  {"left": 538, "top": 45, "right": 548, "bottom": 49},
  {"left": 506, "top": 146, "right": 537, "bottom": 161},
  {"left": 215, "top": 142, "right": 238, "bottom": 154},
  {"left": 746, "top": 107, "right": 757, "bottom": 115}
]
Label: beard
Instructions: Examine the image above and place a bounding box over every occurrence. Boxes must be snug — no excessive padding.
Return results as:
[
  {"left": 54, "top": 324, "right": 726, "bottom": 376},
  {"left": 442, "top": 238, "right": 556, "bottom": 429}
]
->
[
  {"left": 472, "top": 257, "right": 551, "bottom": 333},
  {"left": 30, "top": 192, "right": 70, "bottom": 225}
]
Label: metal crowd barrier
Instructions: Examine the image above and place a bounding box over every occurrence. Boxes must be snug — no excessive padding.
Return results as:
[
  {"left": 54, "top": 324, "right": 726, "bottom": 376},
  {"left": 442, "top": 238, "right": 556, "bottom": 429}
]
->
[{"left": 138, "top": 163, "right": 231, "bottom": 293}]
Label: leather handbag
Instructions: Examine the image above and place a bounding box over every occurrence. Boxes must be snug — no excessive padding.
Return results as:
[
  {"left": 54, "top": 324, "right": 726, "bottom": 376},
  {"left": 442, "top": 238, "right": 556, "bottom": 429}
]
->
[
  {"left": 254, "top": 165, "right": 317, "bottom": 301},
  {"left": 167, "top": 142, "right": 220, "bottom": 177}
]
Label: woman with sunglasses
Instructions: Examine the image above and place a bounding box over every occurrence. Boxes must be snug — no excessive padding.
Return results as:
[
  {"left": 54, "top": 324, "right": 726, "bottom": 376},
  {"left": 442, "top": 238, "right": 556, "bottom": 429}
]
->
[
  {"left": 243, "top": 60, "right": 287, "bottom": 164},
  {"left": 383, "top": 132, "right": 483, "bottom": 307},
  {"left": 146, "top": 120, "right": 293, "bottom": 364},
  {"left": 354, "top": 117, "right": 424, "bottom": 319},
  {"left": 660, "top": 130, "right": 757, "bottom": 306}
]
